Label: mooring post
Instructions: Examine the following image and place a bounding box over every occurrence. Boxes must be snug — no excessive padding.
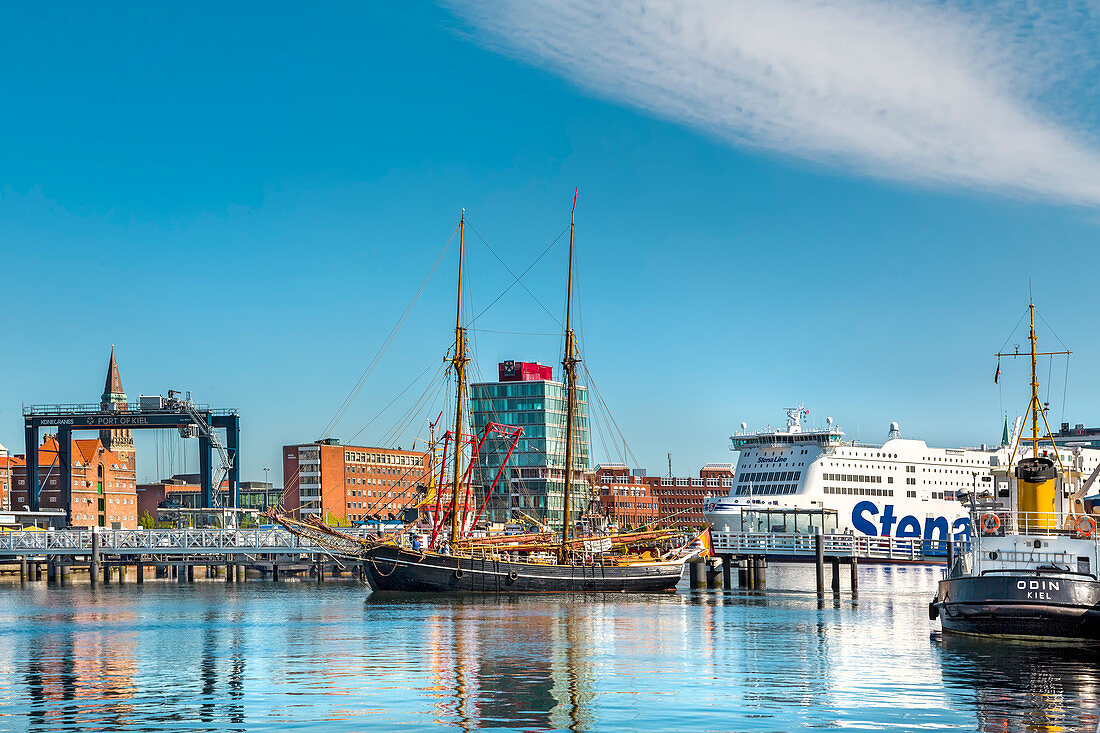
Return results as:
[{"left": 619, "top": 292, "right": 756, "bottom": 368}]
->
[
  {"left": 316, "top": 556, "right": 325, "bottom": 583},
  {"left": 46, "top": 558, "right": 57, "bottom": 584},
  {"left": 272, "top": 563, "right": 280, "bottom": 582},
  {"left": 814, "top": 531, "right": 824, "bottom": 596},
  {"left": 849, "top": 556, "right": 858, "bottom": 594},
  {"left": 721, "top": 556, "right": 732, "bottom": 589},
  {"left": 225, "top": 561, "right": 234, "bottom": 583},
  {"left": 688, "top": 559, "right": 705, "bottom": 588},
  {"left": 60, "top": 563, "right": 70, "bottom": 584},
  {"left": 831, "top": 557, "right": 841, "bottom": 593},
  {"left": 946, "top": 539, "right": 955, "bottom": 576},
  {"left": 116, "top": 564, "right": 125, "bottom": 584},
  {"left": 706, "top": 559, "right": 721, "bottom": 589},
  {"left": 19, "top": 557, "right": 27, "bottom": 584},
  {"left": 136, "top": 562, "right": 144, "bottom": 584},
  {"left": 90, "top": 528, "right": 100, "bottom": 585},
  {"left": 754, "top": 557, "right": 766, "bottom": 588},
  {"left": 187, "top": 565, "right": 195, "bottom": 582}
]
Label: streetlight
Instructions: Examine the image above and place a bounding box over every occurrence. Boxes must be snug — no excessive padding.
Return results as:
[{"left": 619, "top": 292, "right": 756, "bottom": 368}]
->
[{"left": 263, "top": 467, "right": 270, "bottom": 486}]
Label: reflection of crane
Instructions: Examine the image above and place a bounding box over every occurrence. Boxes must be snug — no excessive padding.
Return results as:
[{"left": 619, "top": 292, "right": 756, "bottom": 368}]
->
[{"left": 166, "top": 390, "right": 233, "bottom": 508}]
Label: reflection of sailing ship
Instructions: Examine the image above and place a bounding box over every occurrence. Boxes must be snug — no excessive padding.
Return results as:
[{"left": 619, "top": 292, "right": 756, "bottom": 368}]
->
[
  {"left": 369, "top": 594, "right": 596, "bottom": 730},
  {"left": 274, "top": 198, "right": 704, "bottom": 592},
  {"left": 938, "top": 634, "right": 1100, "bottom": 732}
]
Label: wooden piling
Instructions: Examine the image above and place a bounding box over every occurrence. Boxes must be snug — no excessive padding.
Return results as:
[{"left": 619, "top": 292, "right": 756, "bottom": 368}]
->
[
  {"left": 831, "top": 558, "right": 841, "bottom": 593},
  {"left": 721, "top": 557, "right": 732, "bottom": 589},
  {"left": 46, "top": 559, "right": 57, "bottom": 584},
  {"left": 688, "top": 559, "right": 705, "bottom": 588},
  {"left": 849, "top": 556, "right": 858, "bottom": 593},
  {"left": 946, "top": 540, "right": 955, "bottom": 575},
  {"left": 19, "top": 557, "right": 27, "bottom": 584},
  {"left": 754, "top": 557, "right": 766, "bottom": 588},
  {"left": 136, "top": 563, "right": 144, "bottom": 584},
  {"left": 90, "top": 529, "right": 100, "bottom": 585},
  {"left": 814, "top": 532, "right": 824, "bottom": 596}
]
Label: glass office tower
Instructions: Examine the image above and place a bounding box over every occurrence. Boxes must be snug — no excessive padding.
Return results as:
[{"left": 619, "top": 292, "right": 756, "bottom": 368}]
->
[{"left": 469, "top": 361, "right": 591, "bottom": 527}]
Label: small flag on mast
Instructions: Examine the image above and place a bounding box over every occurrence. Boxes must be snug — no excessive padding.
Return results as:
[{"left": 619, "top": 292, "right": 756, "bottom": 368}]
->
[{"left": 994, "top": 362, "right": 1001, "bottom": 384}]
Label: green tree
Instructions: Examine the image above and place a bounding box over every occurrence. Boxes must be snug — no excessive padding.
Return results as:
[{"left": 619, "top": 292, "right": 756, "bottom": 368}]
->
[{"left": 138, "top": 510, "right": 156, "bottom": 529}]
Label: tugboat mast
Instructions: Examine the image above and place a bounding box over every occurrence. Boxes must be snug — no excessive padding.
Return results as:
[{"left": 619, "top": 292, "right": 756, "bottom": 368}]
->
[
  {"left": 997, "top": 301, "right": 1071, "bottom": 470},
  {"left": 450, "top": 210, "right": 469, "bottom": 546},
  {"left": 561, "top": 193, "right": 580, "bottom": 559}
]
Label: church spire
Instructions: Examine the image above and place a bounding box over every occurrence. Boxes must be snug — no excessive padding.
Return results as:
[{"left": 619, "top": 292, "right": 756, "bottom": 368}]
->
[{"left": 101, "top": 346, "right": 126, "bottom": 408}]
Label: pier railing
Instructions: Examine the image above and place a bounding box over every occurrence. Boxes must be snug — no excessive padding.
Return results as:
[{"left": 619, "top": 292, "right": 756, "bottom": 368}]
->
[
  {"left": 712, "top": 531, "right": 949, "bottom": 562},
  {"left": 0, "top": 528, "right": 376, "bottom": 557}
]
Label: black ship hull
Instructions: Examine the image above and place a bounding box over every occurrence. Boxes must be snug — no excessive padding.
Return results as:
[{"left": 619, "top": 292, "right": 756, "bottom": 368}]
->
[
  {"left": 932, "top": 574, "right": 1100, "bottom": 640},
  {"left": 364, "top": 545, "right": 686, "bottom": 593}
]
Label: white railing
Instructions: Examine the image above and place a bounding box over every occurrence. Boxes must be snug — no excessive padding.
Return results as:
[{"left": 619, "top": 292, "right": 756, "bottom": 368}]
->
[
  {"left": 712, "top": 531, "right": 952, "bottom": 561},
  {"left": 0, "top": 528, "right": 376, "bottom": 556},
  {"left": 972, "top": 509, "right": 1093, "bottom": 537}
]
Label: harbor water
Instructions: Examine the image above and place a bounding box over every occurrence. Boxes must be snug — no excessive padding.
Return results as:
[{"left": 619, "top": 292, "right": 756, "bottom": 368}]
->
[{"left": 0, "top": 564, "right": 1097, "bottom": 732}]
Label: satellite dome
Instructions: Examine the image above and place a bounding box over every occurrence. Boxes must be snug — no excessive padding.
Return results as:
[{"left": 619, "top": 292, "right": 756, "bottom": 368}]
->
[{"left": 740, "top": 421, "right": 748, "bottom": 430}]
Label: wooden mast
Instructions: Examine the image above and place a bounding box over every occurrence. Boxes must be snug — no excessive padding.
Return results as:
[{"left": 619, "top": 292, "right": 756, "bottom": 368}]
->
[
  {"left": 560, "top": 192, "right": 580, "bottom": 558},
  {"left": 997, "top": 300, "right": 1071, "bottom": 471},
  {"left": 450, "top": 210, "right": 469, "bottom": 546}
]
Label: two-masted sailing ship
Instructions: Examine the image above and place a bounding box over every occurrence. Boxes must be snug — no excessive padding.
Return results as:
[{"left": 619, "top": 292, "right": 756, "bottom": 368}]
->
[{"left": 272, "top": 197, "right": 705, "bottom": 592}]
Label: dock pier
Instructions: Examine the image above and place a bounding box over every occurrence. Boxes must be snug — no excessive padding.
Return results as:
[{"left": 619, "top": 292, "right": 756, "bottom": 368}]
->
[{"left": 0, "top": 527, "right": 373, "bottom": 585}]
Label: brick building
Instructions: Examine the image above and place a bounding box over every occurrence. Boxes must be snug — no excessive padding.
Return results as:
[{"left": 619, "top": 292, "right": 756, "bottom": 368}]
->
[
  {"left": 0, "top": 444, "right": 23, "bottom": 511},
  {"left": 282, "top": 440, "right": 430, "bottom": 522},
  {"left": 644, "top": 463, "right": 735, "bottom": 526},
  {"left": 589, "top": 463, "right": 659, "bottom": 528},
  {"left": 12, "top": 435, "right": 138, "bottom": 528},
  {"left": 9, "top": 348, "right": 140, "bottom": 528}
]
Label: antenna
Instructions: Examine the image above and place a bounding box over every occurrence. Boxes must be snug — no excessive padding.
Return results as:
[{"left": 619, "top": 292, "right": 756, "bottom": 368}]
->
[{"left": 667, "top": 452, "right": 672, "bottom": 479}]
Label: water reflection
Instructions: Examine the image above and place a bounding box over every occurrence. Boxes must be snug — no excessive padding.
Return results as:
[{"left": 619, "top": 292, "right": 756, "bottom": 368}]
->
[
  {"left": 368, "top": 594, "right": 604, "bottom": 731},
  {"left": 937, "top": 633, "right": 1100, "bottom": 732},
  {"left": 3, "top": 573, "right": 1099, "bottom": 731}
]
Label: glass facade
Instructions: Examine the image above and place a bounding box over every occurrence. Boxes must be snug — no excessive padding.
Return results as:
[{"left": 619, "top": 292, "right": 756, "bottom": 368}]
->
[{"left": 469, "top": 378, "right": 591, "bottom": 526}]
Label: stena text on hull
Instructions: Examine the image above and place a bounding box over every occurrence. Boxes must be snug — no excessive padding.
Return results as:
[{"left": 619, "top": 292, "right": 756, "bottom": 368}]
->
[{"left": 703, "top": 407, "right": 1100, "bottom": 559}]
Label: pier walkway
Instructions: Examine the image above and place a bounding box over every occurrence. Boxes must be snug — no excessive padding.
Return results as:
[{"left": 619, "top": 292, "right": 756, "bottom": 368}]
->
[
  {"left": 711, "top": 530, "right": 946, "bottom": 563},
  {"left": 0, "top": 527, "right": 370, "bottom": 557}
]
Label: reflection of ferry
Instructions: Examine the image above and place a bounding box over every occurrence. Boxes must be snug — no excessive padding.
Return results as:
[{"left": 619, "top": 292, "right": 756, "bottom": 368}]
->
[{"left": 703, "top": 407, "right": 1100, "bottom": 550}]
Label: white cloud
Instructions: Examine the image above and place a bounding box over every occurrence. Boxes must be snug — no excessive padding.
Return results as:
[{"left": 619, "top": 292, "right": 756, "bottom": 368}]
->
[{"left": 447, "top": 0, "right": 1100, "bottom": 205}]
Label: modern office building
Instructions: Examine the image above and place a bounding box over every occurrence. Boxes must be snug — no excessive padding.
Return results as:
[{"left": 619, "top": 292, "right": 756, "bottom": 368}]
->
[
  {"left": 281, "top": 440, "right": 430, "bottom": 522},
  {"left": 470, "top": 360, "right": 591, "bottom": 527}
]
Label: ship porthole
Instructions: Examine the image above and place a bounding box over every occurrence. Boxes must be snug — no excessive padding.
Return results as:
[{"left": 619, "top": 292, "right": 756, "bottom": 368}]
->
[{"left": 988, "top": 551, "right": 998, "bottom": 560}]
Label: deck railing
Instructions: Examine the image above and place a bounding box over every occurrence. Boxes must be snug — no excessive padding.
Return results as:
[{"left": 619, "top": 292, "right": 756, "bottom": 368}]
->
[
  {"left": 712, "top": 531, "right": 955, "bottom": 561},
  {"left": 0, "top": 528, "right": 375, "bottom": 556}
]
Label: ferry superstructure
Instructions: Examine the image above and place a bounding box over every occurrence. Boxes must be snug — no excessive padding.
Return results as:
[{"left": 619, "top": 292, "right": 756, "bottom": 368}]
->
[{"left": 704, "top": 407, "right": 1100, "bottom": 546}]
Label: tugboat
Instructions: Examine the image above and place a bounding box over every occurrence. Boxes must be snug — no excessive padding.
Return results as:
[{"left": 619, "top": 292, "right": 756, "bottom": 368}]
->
[{"left": 930, "top": 302, "right": 1100, "bottom": 639}]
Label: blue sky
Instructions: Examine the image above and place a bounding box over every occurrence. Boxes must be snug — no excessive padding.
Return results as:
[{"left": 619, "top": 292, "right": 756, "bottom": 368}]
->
[{"left": 3, "top": 2, "right": 1100, "bottom": 485}]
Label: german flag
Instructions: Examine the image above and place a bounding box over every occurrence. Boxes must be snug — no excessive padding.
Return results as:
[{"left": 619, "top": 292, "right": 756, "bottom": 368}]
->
[{"left": 697, "top": 528, "right": 714, "bottom": 558}]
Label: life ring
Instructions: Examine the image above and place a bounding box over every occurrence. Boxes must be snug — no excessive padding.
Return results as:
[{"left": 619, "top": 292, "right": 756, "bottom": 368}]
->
[
  {"left": 1076, "top": 515, "right": 1097, "bottom": 539},
  {"left": 980, "top": 513, "right": 1001, "bottom": 536}
]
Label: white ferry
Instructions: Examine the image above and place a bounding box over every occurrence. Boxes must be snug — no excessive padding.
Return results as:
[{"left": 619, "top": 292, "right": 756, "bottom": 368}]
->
[{"left": 703, "top": 407, "right": 1100, "bottom": 549}]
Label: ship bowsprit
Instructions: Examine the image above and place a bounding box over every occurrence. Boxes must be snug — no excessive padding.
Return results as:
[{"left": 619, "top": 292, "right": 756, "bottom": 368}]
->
[{"left": 363, "top": 545, "right": 686, "bottom": 594}]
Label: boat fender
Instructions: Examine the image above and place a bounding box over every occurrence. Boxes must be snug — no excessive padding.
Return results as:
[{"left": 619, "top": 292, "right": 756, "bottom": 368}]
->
[
  {"left": 928, "top": 602, "right": 939, "bottom": 620},
  {"left": 507, "top": 570, "right": 518, "bottom": 582},
  {"left": 1076, "top": 515, "right": 1097, "bottom": 539},
  {"left": 454, "top": 567, "right": 464, "bottom": 579},
  {"left": 980, "top": 513, "right": 1000, "bottom": 536}
]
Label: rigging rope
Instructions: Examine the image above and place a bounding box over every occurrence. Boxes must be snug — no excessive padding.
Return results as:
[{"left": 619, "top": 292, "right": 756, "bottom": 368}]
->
[
  {"left": 466, "top": 220, "right": 568, "bottom": 327},
  {"left": 320, "top": 223, "right": 459, "bottom": 439}
]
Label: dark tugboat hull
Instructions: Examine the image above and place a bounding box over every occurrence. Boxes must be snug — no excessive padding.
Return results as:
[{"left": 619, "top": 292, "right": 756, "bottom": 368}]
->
[
  {"left": 364, "top": 545, "right": 686, "bottom": 593},
  {"left": 933, "top": 575, "right": 1100, "bottom": 640}
]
